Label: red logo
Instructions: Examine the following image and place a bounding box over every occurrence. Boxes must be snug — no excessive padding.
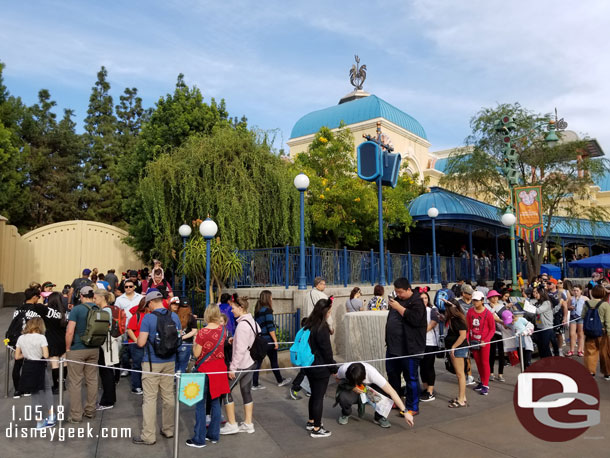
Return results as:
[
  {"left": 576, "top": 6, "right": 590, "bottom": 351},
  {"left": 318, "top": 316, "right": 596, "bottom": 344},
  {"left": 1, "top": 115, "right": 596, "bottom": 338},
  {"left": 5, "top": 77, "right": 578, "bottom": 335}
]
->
[{"left": 513, "top": 357, "right": 600, "bottom": 441}]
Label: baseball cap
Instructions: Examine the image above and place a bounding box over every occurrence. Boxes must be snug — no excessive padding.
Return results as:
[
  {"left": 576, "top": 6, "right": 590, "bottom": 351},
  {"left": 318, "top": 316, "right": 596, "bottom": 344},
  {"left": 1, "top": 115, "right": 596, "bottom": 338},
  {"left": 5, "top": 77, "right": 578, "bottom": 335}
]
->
[
  {"left": 595, "top": 268, "right": 604, "bottom": 273},
  {"left": 80, "top": 286, "right": 94, "bottom": 297},
  {"left": 462, "top": 284, "right": 474, "bottom": 295},
  {"left": 145, "top": 290, "right": 163, "bottom": 303},
  {"left": 440, "top": 280, "right": 448, "bottom": 287},
  {"left": 548, "top": 278, "right": 557, "bottom": 285},
  {"left": 487, "top": 290, "right": 501, "bottom": 299},
  {"left": 169, "top": 296, "right": 180, "bottom": 305},
  {"left": 472, "top": 291, "right": 485, "bottom": 301},
  {"left": 83, "top": 268, "right": 92, "bottom": 276}
]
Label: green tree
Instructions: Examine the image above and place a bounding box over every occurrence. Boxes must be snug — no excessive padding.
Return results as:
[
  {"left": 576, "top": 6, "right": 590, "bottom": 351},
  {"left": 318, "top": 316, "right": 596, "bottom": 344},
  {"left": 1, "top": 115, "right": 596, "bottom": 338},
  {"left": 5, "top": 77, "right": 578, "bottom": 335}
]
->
[
  {"left": 136, "top": 127, "right": 299, "bottom": 265},
  {"left": 82, "top": 66, "right": 122, "bottom": 224},
  {"left": 293, "top": 126, "right": 425, "bottom": 248},
  {"left": 179, "top": 233, "right": 243, "bottom": 302},
  {"left": 0, "top": 62, "right": 30, "bottom": 227},
  {"left": 123, "top": 75, "right": 241, "bottom": 259},
  {"left": 440, "top": 102, "right": 609, "bottom": 279}
]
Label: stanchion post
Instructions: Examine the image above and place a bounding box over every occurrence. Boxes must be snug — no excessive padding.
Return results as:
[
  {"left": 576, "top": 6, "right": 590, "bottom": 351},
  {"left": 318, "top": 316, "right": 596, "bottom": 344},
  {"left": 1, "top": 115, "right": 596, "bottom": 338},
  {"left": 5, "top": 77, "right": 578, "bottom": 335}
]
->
[
  {"left": 58, "top": 357, "right": 65, "bottom": 428},
  {"left": 518, "top": 334, "right": 525, "bottom": 373},
  {"left": 5, "top": 346, "right": 11, "bottom": 398},
  {"left": 174, "top": 372, "right": 181, "bottom": 458}
]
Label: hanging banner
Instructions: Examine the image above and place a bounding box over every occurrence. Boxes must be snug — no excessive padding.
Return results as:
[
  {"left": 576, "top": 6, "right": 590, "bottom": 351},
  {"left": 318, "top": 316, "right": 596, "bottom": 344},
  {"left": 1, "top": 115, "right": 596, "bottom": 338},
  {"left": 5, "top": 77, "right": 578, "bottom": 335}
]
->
[
  {"left": 179, "top": 373, "right": 206, "bottom": 406},
  {"left": 514, "top": 185, "right": 544, "bottom": 242}
]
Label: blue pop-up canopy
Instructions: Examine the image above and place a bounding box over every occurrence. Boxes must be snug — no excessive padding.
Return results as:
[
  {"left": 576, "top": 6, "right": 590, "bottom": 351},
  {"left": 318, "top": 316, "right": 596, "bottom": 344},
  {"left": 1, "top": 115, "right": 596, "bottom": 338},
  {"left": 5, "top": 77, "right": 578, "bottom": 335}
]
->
[
  {"left": 540, "top": 264, "right": 562, "bottom": 278},
  {"left": 568, "top": 253, "right": 610, "bottom": 269}
]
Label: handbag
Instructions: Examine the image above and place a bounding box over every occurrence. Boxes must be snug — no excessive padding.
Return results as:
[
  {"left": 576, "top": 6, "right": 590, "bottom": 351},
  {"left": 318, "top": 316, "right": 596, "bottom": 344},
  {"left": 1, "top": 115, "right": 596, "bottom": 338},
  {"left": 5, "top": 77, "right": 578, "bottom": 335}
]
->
[
  {"left": 444, "top": 353, "right": 456, "bottom": 374},
  {"left": 191, "top": 325, "right": 226, "bottom": 373}
]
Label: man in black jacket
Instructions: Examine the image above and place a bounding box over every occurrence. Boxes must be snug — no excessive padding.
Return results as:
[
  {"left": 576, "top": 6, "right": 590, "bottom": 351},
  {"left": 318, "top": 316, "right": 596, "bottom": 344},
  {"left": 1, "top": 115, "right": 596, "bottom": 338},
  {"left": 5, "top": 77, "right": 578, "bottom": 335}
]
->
[{"left": 387, "top": 278, "right": 427, "bottom": 416}]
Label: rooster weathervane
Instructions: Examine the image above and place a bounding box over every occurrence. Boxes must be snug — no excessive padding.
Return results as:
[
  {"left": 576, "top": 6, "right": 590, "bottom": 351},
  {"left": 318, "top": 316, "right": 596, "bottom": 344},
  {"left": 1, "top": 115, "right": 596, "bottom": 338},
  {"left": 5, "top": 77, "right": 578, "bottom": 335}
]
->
[{"left": 349, "top": 55, "right": 367, "bottom": 90}]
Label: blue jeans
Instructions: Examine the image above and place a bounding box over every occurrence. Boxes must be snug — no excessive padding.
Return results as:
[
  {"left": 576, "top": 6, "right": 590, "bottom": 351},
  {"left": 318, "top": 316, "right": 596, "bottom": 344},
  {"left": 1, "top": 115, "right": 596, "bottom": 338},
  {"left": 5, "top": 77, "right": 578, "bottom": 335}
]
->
[
  {"left": 129, "top": 345, "right": 145, "bottom": 390},
  {"left": 192, "top": 386, "right": 220, "bottom": 445},
  {"left": 175, "top": 344, "right": 191, "bottom": 374}
]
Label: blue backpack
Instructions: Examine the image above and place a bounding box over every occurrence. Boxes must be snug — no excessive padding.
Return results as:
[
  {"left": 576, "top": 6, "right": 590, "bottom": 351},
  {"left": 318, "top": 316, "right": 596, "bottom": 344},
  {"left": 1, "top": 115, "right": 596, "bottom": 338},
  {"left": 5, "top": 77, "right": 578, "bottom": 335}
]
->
[
  {"left": 583, "top": 300, "right": 604, "bottom": 338},
  {"left": 435, "top": 289, "right": 449, "bottom": 312},
  {"left": 290, "top": 327, "right": 314, "bottom": 366}
]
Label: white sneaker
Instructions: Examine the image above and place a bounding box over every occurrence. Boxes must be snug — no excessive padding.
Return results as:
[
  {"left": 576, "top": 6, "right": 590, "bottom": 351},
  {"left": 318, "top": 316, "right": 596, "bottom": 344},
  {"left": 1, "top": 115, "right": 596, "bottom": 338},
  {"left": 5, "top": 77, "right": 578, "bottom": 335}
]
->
[
  {"left": 219, "top": 422, "right": 239, "bottom": 435},
  {"left": 489, "top": 374, "right": 495, "bottom": 381},
  {"left": 278, "top": 377, "right": 292, "bottom": 387},
  {"left": 238, "top": 422, "right": 255, "bottom": 434},
  {"left": 251, "top": 385, "right": 266, "bottom": 391},
  {"left": 466, "top": 376, "right": 475, "bottom": 385}
]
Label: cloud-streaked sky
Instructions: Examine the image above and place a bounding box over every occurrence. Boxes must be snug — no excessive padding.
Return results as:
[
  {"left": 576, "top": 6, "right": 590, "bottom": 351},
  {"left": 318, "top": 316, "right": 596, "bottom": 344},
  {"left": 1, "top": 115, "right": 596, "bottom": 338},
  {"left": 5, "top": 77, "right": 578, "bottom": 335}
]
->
[{"left": 1, "top": 0, "right": 608, "bottom": 152}]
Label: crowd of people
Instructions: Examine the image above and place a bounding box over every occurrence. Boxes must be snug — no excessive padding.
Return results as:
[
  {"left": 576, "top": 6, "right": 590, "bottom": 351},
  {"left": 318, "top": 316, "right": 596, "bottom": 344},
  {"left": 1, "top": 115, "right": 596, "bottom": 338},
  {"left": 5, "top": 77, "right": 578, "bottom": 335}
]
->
[{"left": 4, "top": 264, "right": 610, "bottom": 446}]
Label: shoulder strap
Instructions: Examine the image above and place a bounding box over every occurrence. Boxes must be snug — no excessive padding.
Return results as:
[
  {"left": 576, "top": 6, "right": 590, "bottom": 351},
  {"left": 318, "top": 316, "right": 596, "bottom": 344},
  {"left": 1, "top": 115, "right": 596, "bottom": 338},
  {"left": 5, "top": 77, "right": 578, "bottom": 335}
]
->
[
  {"left": 244, "top": 318, "right": 260, "bottom": 336},
  {"left": 194, "top": 326, "right": 226, "bottom": 372}
]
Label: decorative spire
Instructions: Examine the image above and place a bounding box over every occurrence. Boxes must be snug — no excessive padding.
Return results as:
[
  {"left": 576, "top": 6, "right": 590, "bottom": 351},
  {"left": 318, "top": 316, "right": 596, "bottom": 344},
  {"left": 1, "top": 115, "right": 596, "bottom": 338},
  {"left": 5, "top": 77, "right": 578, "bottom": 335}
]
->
[{"left": 349, "top": 55, "right": 367, "bottom": 90}]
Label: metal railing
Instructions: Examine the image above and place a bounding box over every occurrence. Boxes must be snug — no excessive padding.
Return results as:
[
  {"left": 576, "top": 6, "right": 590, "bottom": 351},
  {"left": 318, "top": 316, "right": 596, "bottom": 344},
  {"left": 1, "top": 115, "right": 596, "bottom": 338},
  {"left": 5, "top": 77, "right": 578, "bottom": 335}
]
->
[{"left": 233, "top": 245, "right": 534, "bottom": 287}]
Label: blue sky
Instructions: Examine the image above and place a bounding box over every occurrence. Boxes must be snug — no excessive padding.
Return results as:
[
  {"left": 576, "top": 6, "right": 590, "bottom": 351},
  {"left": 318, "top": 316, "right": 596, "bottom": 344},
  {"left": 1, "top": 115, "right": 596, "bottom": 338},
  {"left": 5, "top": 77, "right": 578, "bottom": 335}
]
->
[{"left": 1, "top": 0, "right": 608, "bottom": 152}]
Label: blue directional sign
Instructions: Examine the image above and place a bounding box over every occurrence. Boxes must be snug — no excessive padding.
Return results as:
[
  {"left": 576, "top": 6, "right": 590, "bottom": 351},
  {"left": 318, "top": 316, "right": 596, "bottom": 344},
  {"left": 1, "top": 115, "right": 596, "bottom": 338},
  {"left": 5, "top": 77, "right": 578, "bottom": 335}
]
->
[
  {"left": 381, "top": 152, "right": 402, "bottom": 188},
  {"left": 357, "top": 141, "right": 383, "bottom": 181}
]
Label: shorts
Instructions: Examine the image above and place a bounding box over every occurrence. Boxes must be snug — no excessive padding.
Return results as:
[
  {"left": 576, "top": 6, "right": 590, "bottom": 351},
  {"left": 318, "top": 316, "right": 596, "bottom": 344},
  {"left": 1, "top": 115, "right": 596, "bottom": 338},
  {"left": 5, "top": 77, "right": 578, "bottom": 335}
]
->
[{"left": 453, "top": 347, "right": 469, "bottom": 358}]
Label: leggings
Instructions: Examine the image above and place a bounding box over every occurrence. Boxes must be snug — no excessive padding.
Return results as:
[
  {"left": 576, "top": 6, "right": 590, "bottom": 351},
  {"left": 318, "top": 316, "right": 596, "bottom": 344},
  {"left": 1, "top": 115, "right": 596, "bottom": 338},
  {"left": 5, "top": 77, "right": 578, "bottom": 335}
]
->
[
  {"left": 536, "top": 329, "right": 554, "bottom": 358},
  {"left": 223, "top": 363, "right": 256, "bottom": 405},
  {"left": 471, "top": 344, "right": 491, "bottom": 386},
  {"left": 253, "top": 345, "right": 283, "bottom": 386},
  {"left": 420, "top": 346, "right": 438, "bottom": 386},
  {"left": 304, "top": 371, "right": 330, "bottom": 428},
  {"left": 489, "top": 334, "right": 505, "bottom": 375}
]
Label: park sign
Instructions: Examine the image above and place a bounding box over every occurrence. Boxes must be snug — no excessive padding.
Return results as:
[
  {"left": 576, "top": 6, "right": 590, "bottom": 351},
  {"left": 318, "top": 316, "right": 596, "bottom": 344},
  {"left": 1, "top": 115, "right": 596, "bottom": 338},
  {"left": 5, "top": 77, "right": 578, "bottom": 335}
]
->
[
  {"left": 357, "top": 141, "right": 402, "bottom": 188},
  {"left": 514, "top": 185, "right": 544, "bottom": 242}
]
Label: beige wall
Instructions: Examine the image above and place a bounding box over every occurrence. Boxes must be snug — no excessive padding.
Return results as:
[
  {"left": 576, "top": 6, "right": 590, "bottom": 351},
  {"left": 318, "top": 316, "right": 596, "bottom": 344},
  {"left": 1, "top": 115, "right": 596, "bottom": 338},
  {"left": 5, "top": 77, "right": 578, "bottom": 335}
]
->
[{"left": 0, "top": 218, "right": 141, "bottom": 294}]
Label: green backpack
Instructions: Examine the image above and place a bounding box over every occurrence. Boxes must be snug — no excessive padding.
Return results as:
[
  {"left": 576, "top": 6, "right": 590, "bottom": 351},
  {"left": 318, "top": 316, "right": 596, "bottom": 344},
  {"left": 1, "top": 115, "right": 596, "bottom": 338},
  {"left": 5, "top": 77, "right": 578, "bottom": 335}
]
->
[{"left": 80, "top": 303, "right": 111, "bottom": 347}]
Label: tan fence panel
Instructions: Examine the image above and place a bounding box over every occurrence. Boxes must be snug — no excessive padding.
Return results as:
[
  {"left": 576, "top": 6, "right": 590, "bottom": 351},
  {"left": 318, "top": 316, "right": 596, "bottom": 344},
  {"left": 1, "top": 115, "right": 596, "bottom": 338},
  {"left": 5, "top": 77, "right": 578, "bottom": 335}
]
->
[{"left": 0, "top": 218, "right": 142, "bottom": 293}]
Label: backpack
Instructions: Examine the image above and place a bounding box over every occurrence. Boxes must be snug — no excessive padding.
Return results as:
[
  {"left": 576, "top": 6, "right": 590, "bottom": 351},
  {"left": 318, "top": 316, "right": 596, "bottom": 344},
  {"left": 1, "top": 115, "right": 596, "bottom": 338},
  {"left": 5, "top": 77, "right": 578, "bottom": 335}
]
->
[
  {"left": 108, "top": 305, "right": 127, "bottom": 338},
  {"left": 72, "top": 277, "right": 91, "bottom": 305},
  {"left": 5, "top": 309, "right": 27, "bottom": 347},
  {"left": 150, "top": 310, "right": 181, "bottom": 359},
  {"left": 80, "top": 303, "right": 111, "bottom": 347},
  {"left": 244, "top": 319, "right": 267, "bottom": 362},
  {"left": 583, "top": 301, "right": 604, "bottom": 338},
  {"left": 435, "top": 289, "right": 449, "bottom": 312},
  {"left": 290, "top": 327, "right": 315, "bottom": 366}
]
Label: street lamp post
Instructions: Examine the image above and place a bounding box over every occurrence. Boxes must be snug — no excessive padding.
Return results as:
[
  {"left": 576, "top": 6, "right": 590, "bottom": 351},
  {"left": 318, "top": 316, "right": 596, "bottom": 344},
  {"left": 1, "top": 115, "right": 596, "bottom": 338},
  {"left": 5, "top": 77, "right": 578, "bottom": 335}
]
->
[
  {"left": 178, "top": 224, "right": 192, "bottom": 295},
  {"left": 428, "top": 207, "right": 439, "bottom": 283},
  {"left": 501, "top": 211, "right": 519, "bottom": 294},
  {"left": 294, "top": 173, "right": 310, "bottom": 290},
  {"left": 199, "top": 217, "right": 218, "bottom": 308}
]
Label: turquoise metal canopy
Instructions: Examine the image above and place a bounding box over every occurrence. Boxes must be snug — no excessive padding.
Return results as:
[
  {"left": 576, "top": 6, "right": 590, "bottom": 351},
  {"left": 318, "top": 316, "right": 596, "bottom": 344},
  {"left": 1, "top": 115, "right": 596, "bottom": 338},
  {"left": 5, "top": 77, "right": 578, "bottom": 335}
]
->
[
  {"left": 409, "top": 187, "right": 610, "bottom": 241},
  {"left": 290, "top": 95, "right": 427, "bottom": 140}
]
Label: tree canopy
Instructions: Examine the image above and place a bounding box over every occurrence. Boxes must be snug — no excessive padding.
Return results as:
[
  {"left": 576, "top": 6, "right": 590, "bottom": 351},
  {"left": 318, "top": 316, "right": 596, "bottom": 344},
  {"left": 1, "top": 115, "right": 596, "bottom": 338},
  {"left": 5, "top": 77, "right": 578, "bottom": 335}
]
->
[
  {"left": 440, "top": 102, "right": 610, "bottom": 278},
  {"left": 138, "top": 126, "right": 300, "bottom": 265},
  {"left": 293, "top": 126, "right": 425, "bottom": 249}
]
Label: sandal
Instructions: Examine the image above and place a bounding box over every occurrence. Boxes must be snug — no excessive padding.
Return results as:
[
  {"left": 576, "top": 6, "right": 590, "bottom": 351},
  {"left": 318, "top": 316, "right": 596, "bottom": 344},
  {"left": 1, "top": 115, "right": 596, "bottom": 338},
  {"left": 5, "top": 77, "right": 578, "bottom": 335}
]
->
[
  {"left": 448, "top": 400, "right": 468, "bottom": 408},
  {"left": 565, "top": 351, "right": 574, "bottom": 357},
  {"left": 578, "top": 351, "right": 584, "bottom": 357}
]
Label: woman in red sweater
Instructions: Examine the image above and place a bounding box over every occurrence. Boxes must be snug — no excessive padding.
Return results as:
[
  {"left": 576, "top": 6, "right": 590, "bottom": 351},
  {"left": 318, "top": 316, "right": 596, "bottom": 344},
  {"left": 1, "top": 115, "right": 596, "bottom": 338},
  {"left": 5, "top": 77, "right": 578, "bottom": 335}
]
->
[
  {"left": 187, "top": 304, "right": 229, "bottom": 448},
  {"left": 466, "top": 291, "right": 496, "bottom": 396}
]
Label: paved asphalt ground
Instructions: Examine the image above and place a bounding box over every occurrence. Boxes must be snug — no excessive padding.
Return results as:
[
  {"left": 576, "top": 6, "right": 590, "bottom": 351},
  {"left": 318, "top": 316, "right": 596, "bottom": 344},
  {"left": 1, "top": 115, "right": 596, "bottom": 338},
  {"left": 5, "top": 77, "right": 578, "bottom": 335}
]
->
[{"left": 0, "top": 307, "right": 608, "bottom": 458}]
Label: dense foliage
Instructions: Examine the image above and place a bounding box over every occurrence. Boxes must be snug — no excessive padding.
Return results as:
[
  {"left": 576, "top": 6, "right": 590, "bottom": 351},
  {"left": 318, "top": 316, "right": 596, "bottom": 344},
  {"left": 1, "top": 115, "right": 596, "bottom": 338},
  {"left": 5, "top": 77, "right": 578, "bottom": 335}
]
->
[
  {"left": 440, "top": 102, "right": 610, "bottom": 278},
  {"left": 293, "top": 126, "right": 426, "bottom": 248}
]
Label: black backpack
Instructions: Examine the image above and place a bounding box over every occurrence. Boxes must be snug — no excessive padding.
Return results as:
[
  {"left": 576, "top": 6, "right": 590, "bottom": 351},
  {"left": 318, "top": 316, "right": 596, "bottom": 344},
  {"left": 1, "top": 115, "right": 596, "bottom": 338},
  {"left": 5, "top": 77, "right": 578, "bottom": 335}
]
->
[
  {"left": 148, "top": 310, "right": 181, "bottom": 362},
  {"left": 5, "top": 309, "right": 27, "bottom": 347},
  {"left": 72, "top": 278, "right": 91, "bottom": 305},
  {"left": 244, "top": 319, "right": 267, "bottom": 362}
]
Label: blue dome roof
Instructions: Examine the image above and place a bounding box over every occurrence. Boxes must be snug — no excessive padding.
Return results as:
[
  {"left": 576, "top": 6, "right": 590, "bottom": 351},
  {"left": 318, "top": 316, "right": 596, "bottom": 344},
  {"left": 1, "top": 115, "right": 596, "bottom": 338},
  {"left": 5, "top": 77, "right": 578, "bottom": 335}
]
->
[{"left": 290, "top": 95, "right": 427, "bottom": 140}]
